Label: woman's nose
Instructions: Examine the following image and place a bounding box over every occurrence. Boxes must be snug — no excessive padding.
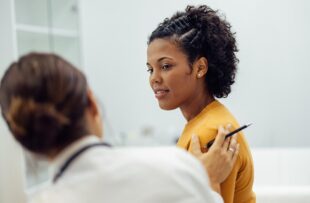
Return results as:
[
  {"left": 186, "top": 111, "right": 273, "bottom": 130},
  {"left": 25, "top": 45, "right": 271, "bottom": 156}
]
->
[{"left": 150, "top": 70, "right": 162, "bottom": 84}]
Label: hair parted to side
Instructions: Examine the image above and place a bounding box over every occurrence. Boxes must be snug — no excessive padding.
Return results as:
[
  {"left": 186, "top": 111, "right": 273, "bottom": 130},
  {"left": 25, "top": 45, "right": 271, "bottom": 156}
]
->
[
  {"left": 0, "top": 53, "right": 89, "bottom": 155},
  {"left": 148, "top": 5, "right": 238, "bottom": 98}
]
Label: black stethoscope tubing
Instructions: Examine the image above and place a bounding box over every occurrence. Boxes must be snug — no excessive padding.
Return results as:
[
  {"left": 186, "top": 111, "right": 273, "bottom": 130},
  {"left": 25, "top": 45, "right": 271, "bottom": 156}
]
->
[{"left": 53, "top": 142, "right": 111, "bottom": 183}]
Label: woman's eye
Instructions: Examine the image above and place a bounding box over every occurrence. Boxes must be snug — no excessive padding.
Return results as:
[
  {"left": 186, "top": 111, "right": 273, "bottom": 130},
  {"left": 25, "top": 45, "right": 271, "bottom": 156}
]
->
[
  {"left": 162, "top": 64, "right": 171, "bottom": 70},
  {"left": 147, "top": 68, "right": 153, "bottom": 74}
]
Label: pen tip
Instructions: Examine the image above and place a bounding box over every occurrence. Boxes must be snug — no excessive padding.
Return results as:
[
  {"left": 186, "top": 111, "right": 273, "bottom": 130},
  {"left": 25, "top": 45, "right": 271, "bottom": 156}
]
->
[{"left": 247, "top": 123, "right": 253, "bottom": 127}]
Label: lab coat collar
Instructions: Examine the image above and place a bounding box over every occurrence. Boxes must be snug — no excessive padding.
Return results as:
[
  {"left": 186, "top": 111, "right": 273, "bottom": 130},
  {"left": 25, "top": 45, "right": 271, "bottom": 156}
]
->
[{"left": 51, "top": 135, "right": 102, "bottom": 177}]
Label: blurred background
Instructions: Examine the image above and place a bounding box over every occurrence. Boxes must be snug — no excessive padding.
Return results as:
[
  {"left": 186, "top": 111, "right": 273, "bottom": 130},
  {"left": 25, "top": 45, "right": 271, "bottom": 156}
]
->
[{"left": 1, "top": 0, "right": 309, "bottom": 202}]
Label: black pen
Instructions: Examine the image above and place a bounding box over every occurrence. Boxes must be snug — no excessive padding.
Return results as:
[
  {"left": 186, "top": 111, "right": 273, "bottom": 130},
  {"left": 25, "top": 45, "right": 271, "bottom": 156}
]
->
[{"left": 206, "top": 123, "right": 252, "bottom": 149}]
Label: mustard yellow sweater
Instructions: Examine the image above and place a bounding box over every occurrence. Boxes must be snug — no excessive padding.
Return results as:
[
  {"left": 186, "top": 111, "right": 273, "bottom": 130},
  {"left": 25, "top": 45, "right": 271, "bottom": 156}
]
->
[{"left": 177, "top": 100, "right": 256, "bottom": 203}]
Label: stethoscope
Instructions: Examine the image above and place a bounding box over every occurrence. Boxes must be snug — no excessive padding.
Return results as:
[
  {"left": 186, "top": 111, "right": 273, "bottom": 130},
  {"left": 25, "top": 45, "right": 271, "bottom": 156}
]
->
[{"left": 53, "top": 142, "right": 111, "bottom": 183}]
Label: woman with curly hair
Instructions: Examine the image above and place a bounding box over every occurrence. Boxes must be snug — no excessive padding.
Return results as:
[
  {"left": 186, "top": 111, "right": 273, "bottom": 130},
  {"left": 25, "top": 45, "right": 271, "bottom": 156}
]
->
[
  {"left": 146, "top": 5, "right": 255, "bottom": 203},
  {"left": 1, "top": 53, "right": 240, "bottom": 203}
]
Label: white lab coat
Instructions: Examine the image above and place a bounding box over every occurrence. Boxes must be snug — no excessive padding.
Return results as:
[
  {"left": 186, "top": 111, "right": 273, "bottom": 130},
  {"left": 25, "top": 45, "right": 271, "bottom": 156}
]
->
[{"left": 31, "top": 136, "right": 223, "bottom": 203}]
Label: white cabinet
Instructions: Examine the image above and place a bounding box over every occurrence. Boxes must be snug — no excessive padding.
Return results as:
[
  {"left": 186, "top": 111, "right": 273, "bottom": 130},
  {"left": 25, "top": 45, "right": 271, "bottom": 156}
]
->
[{"left": 14, "top": 0, "right": 81, "bottom": 67}]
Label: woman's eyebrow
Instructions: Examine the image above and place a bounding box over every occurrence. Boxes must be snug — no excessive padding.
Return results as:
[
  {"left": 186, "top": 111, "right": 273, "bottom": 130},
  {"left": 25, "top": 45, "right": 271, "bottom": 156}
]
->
[
  {"left": 146, "top": 56, "right": 172, "bottom": 65},
  {"left": 146, "top": 56, "right": 173, "bottom": 66},
  {"left": 157, "top": 56, "right": 173, "bottom": 62}
]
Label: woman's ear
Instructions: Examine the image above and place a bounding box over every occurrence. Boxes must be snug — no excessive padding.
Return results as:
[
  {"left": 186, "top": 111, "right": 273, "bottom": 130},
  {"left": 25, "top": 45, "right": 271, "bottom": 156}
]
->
[
  {"left": 87, "top": 89, "right": 100, "bottom": 117},
  {"left": 86, "top": 89, "right": 104, "bottom": 138},
  {"left": 194, "top": 57, "right": 208, "bottom": 78}
]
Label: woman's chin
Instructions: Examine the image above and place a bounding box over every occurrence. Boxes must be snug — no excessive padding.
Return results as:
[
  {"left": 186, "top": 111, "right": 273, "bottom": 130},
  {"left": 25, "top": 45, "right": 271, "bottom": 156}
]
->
[{"left": 158, "top": 102, "right": 178, "bottom": 110}]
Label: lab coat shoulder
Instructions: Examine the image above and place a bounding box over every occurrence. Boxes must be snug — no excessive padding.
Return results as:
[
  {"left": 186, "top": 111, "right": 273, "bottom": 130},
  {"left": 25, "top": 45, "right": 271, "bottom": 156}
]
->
[{"left": 31, "top": 146, "right": 223, "bottom": 203}]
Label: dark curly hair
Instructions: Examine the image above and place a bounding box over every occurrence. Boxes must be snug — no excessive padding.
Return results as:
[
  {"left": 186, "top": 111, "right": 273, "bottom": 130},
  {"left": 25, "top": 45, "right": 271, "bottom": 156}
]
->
[{"left": 148, "top": 5, "right": 238, "bottom": 98}]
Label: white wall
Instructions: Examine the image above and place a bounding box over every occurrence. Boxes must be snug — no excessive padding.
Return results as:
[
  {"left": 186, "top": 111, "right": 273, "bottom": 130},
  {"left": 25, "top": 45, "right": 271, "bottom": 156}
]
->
[
  {"left": 252, "top": 148, "right": 310, "bottom": 203},
  {"left": 80, "top": 0, "right": 310, "bottom": 147},
  {"left": 0, "top": 0, "right": 26, "bottom": 202}
]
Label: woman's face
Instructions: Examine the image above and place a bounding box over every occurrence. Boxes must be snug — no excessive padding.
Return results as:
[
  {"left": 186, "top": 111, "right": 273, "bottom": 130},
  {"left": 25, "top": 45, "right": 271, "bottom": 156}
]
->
[{"left": 147, "top": 39, "right": 200, "bottom": 110}]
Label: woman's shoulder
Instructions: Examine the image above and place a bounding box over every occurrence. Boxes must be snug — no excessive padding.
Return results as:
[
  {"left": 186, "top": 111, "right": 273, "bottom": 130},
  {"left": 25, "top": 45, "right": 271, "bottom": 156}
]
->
[{"left": 187, "top": 100, "right": 237, "bottom": 128}]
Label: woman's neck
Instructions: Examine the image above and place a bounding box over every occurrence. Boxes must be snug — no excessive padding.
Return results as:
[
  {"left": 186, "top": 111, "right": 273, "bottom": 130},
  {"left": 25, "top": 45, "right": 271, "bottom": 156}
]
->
[{"left": 180, "top": 90, "right": 214, "bottom": 122}]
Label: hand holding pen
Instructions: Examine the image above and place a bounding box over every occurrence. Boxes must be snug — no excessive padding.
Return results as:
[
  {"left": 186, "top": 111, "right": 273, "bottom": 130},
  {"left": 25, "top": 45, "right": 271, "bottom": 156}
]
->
[
  {"left": 189, "top": 125, "right": 240, "bottom": 192},
  {"left": 206, "top": 123, "right": 252, "bottom": 149}
]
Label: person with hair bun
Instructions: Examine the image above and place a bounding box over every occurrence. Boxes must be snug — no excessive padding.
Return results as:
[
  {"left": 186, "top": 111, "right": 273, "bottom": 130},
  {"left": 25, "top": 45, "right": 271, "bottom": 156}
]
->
[
  {"left": 147, "top": 5, "right": 255, "bottom": 203},
  {"left": 0, "top": 52, "right": 239, "bottom": 203}
]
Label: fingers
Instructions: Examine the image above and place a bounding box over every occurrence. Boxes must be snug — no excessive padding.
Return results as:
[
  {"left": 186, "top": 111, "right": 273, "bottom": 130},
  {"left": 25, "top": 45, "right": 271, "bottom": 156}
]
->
[
  {"left": 231, "top": 143, "right": 240, "bottom": 164},
  {"left": 226, "top": 135, "right": 239, "bottom": 164},
  {"left": 212, "top": 126, "right": 226, "bottom": 147},
  {"left": 223, "top": 136, "right": 232, "bottom": 150},
  {"left": 212, "top": 124, "right": 232, "bottom": 149},
  {"left": 189, "top": 135, "right": 203, "bottom": 157},
  {"left": 229, "top": 136, "right": 238, "bottom": 151},
  {"left": 226, "top": 136, "right": 237, "bottom": 154}
]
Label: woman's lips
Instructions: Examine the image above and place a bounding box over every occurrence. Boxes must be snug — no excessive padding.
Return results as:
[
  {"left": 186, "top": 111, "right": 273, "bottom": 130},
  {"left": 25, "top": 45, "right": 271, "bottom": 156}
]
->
[{"left": 154, "top": 89, "right": 169, "bottom": 99}]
